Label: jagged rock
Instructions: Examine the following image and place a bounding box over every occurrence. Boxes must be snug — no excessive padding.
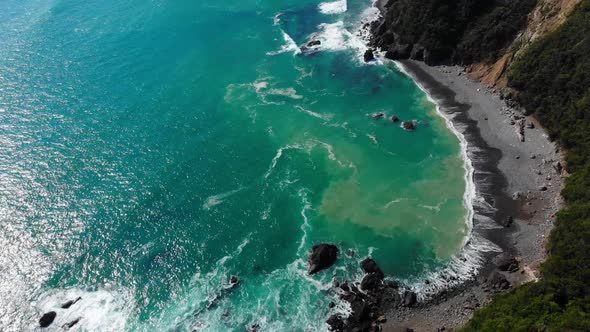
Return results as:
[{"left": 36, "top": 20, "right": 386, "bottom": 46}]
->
[
  {"left": 361, "top": 258, "right": 384, "bottom": 279},
  {"left": 308, "top": 244, "right": 339, "bottom": 274},
  {"left": 63, "top": 318, "right": 81, "bottom": 329},
  {"left": 488, "top": 271, "right": 511, "bottom": 290},
  {"left": 327, "top": 314, "right": 345, "bottom": 331},
  {"left": 361, "top": 273, "right": 383, "bottom": 291},
  {"left": 307, "top": 40, "right": 321, "bottom": 47},
  {"left": 61, "top": 296, "right": 82, "bottom": 309},
  {"left": 364, "top": 49, "right": 376, "bottom": 62},
  {"left": 386, "top": 280, "right": 400, "bottom": 289},
  {"left": 402, "top": 121, "right": 416, "bottom": 131},
  {"left": 373, "top": 112, "right": 385, "bottom": 120},
  {"left": 493, "top": 253, "right": 519, "bottom": 272},
  {"left": 403, "top": 291, "right": 417, "bottom": 307},
  {"left": 39, "top": 311, "right": 57, "bottom": 328}
]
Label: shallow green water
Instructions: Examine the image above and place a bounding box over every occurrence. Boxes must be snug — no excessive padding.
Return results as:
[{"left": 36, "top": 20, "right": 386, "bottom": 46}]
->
[{"left": 0, "top": 0, "right": 468, "bottom": 330}]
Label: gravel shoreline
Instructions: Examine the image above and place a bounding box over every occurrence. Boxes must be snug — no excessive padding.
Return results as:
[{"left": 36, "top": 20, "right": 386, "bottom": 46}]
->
[{"left": 377, "top": 60, "right": 564, "bottom": 332}]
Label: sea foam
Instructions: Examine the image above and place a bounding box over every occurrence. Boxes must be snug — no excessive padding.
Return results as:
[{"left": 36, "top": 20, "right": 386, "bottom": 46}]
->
[{"left": 318, "top": 0, "right": 347, "bottom": 15}]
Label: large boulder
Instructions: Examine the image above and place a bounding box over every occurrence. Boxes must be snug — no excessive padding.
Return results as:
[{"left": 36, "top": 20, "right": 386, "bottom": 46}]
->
[
  {"left": 360, "top": 258, "right": 384, "bottom": 279},
  {"left": 360, "top": 273, "right": 383, "bottom": 291},
  {"left": 493, "top": 253, "right": 519, "bottom": 272},
  {"left": 308, "top": 244, "right": 339, "bottom": 275},
  {"left": 364, "top": 49, "right": 376, "bottom": 62},
  {"left": 39, "top": 311, "right": 57, "bottom": 328},
  {"left": 488, "top": 271, "right": 511, "bottom": 290}
]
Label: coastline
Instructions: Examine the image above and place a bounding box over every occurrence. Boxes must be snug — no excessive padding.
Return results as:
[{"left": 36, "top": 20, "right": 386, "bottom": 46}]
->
[{"left": 378, "top": 60, "right": 563, "bottom": 331}]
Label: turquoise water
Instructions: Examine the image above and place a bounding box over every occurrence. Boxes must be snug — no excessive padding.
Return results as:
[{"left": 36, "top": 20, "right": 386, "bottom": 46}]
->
[{"left": 0, "top": 0, "right": 469, "bottom": 330}]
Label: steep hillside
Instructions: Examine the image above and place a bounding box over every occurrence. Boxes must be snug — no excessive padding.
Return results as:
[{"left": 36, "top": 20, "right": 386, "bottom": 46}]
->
[{"left": 371, "top": 0, "right": 537, "bottom": 65}]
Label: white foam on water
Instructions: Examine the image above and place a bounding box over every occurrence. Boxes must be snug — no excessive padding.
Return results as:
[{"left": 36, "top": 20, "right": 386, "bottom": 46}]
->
[
  {"left": 318, "top": 0, "right": 347, "bottom": 15},
  {"left": 263, "top": 144, "right": 307, "bottom": 179},
  {"left": 366, "top": 133, "right": 378, "bottom": 144},
  {"left": 267, "top": 30, "right": 302, "bottom": 56},
  {"left": 268, "top": 87, "right": 303, "bottom": 99},
  {"left": 296, "top": 188, "right": 313, "bottom": 254},
  {"left": 295, "top": 105, "right": 333, "bottom": 121},
  {"left": 32, "top": 288, "right": 134, "bottom": 331},
  {"left": 202, "top": 187, "right": 244, "bottom": 210},
  {"left": 383, "top": 198, "right": 406, "bottom": 209}
]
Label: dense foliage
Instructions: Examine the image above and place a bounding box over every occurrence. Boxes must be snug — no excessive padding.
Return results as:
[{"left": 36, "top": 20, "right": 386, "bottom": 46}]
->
[
  {"left": 464, "top": 1, "right": 590, "bottom": 330},
  {"left": 375, "top": 0, "right": 536, "bottom": 64}
]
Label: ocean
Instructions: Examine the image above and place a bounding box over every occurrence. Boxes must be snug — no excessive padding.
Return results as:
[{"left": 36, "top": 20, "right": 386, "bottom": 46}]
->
[{"left": 0, "top": 0, "right": 471, "bottom": 330}]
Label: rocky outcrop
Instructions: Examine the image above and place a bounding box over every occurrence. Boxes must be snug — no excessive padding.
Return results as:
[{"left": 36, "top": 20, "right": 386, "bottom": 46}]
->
[
  {"left": 308, "top": 244, "right": 339, "bottom": 275},
  {"left": 327, "top": 259, "right": 409, "bottom": 331},
  {"left": 364, "top": 49, "right": 376, "bottom": 62},
  {"left": 493, "top": 253, "right": 520, "bottom": 272},
  {"left": 61, "top": 297, "right": 82, "bottom": 309},
  {"left": 39, "top": 311, "right": 57, "bottom": 328}
]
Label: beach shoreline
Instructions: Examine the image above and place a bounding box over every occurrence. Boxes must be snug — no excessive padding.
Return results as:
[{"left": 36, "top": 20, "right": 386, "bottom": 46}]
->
[{"left": 375, "top": 60, "right": 564, "bottom": 331}]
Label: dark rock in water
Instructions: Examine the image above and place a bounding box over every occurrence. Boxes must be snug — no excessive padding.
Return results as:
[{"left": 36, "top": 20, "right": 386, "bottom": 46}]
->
[
  {"left": 247, "top": 323, "right": 260, "bottom": 332},
  {"left": 308, "top": 244, "right": 339, "bottom": 275},
  {"left": 61, "top": 296, "right": 82, "bottom": 309},
  {"left": 373, "top": 112, "right": 385, "bottom": 120},
  {"left": 39, "top": 311, "right": 57, "bottom": 328},
  {"left": 364, "top": 49, "right": 376, "bottom": 62},
  {"left": 360, "top": 258, "right": 384, "bottom": 279},
  {"left": 63, "top": 318, "right": 81, "bottom": 329},
  {"left": 328, "top": 301, "right": 336, "bottom": 309},
  {"left": 360, "top": 273, "right": 383, "bottom": 291},
  {"left": 307, "top": 40, "right": 321, "bottom": 47},
  {"left": 403, "top": 291, "right": 417, "bottom": 307},
  {"left": 340, "top": 282, "right": 350, "bottom": 292},
  {"left": 493, "top": 253, "right": 519, "bottom": 272},
  {"left": 391, "top": 116, "right": 400, "bottom": 123},
  {"left": 230, "top": 275, "right": 239, "bottom": 285},
  {"left": 327, "top": 314, "right": 345, "bottom": 331},
  {"left": 488, "top": 271, "right": 511, "bottom": 290},
  {"left": 402, "top": 121, "right": 416, "bottom": 131}
]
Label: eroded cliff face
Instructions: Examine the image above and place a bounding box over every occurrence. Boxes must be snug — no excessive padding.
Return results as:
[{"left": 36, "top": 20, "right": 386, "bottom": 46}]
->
[{"left": 468, "top": 0, "right": 581, "bottom": 87}]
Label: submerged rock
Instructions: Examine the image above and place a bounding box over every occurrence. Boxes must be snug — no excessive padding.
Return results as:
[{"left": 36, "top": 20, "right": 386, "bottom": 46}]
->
[
  {"left": 373, "top": 112, "right": 385, "bottom": 120},
  {"left": 402, "top": 121, "right": 416, "bottom": 131},
  {"left": 308, "top": 244, "right": 339, "bottom": 275},
  {"left": 391, "top": 115, "right": 400, "bottom": 123},
  {"left": 39, "top": 311, "right": 57, "bottom": 328}
]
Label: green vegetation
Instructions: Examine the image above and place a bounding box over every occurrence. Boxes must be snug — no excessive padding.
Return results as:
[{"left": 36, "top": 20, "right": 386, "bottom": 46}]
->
[
  {"left": 378, "top": 0, "right": 536, "bottom": 64},
  {"left": 463, "top": 1, "right": 590, "bottom": 330}
]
